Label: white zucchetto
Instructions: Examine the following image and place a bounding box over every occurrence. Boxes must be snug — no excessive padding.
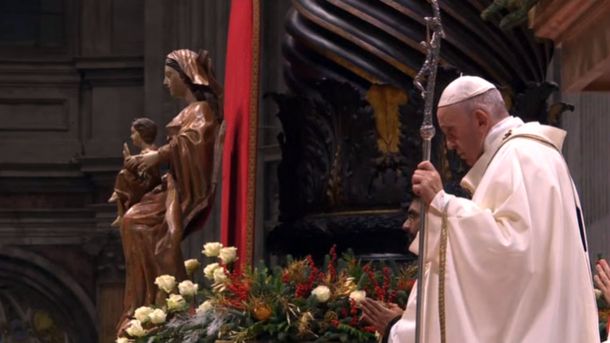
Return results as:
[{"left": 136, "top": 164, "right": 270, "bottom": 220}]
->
[{"left": 438, "top": 75, "right": 496, "bottom": 108}]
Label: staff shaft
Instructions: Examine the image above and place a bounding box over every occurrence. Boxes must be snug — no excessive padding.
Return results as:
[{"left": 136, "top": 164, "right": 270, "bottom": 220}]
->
[{"left": 413, "top": 1, "right": 443, "bottom": 342}]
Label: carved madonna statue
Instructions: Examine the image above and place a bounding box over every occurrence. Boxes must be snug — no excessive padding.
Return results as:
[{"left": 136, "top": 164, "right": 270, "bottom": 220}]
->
[{"left": 116, "top": 49, "right": 223, "bottom": 332}]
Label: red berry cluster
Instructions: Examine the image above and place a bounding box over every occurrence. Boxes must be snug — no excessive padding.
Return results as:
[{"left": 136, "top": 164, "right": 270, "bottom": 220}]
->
[
  {"left": 328, "top": 245, "right": 337, "bottom": 282},
  {"left": 295, "top": 255, "right": 320, "bottom": 298},
  {"left": 223, "top": 268, "right": 250, "bottom": 310}
]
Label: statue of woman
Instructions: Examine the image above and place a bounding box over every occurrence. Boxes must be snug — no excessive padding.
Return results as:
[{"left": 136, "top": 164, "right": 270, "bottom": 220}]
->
[{"left": 117, "top": 49, "right": 223, "bottom": 332}]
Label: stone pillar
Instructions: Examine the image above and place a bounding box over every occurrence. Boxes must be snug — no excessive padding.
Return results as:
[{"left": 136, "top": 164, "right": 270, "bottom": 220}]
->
[
  {"left": 561, "top": 91, "right": 610, "bottom": 259},
  {"left": 93, "top": 230, "right": 126, "bottom": 343},
  {"left": 257, "top": 1, "right": 292, "bottom": 262}
]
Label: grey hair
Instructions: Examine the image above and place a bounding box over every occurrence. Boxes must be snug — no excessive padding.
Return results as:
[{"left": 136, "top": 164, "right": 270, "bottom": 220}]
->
[{"left": 459, "top": 88, "right": 508, "bottom": 120}]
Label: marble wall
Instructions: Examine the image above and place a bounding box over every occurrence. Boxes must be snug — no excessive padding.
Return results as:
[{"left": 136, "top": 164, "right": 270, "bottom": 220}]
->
[
  {"left": 548, "top": 53, "right": 610, "bottom": 261},
  {"left": 562, "top": 92, "right": 610, "bottom": 260}
]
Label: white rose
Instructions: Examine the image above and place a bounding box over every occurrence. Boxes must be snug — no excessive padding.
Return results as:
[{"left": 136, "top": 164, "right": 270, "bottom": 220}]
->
[
  {"left": 116, "top": 338, "right": 132, "bottom": 343},
  {"left": 196, "top": 300, "right": 214, "bottom": 315},
  {"left": 595, "top": 288, "right": 602, "bottom": 300},
  {"left": 202, "top": 242, "right": 223, "bottom": 257},
  {"left": 203, "top": 262, "right": 220, "bottom": 279},
  {"left": 133, "top": 306, "right": 154, "bottom": 323},
  {"left": 349, "top": 290, "right": 366, "bottom": 304},
  {"left": 154, "top": 275, "right": 176, "bottom": 293},
  {"left": 311, "top": 285, "right": 331, "bottom": 302},
  {"left": 166, "top": 294, "right": 187, "bottom": 311},
  {"left": 213, "top": 267, "right": 228, "bottom": 283},
  {"left": 219, "top": 247, "right": 238, "bottom": 264},
  {"left": 178, "top": 280, "right": 199, "bottom": 297},
  {"left": 125, "top": 319, "right": 146, "bottom": 337},
  {"left": 148, "top": 308, "right": 167, "bottom": 324},
  {"left": 184, "top": 259, "right": 201, "bottom": 275}
]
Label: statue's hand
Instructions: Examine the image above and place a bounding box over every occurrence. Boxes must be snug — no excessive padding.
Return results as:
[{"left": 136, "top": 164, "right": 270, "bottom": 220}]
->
[
  {"left": 122, "top": 143, "right": 131, "bottom": 159},
  {"left": 124, "top": 156, "right": 138, "bottom": 171},
  {"left": 138, "top": 151, "right": 160, "bottom": 172}
]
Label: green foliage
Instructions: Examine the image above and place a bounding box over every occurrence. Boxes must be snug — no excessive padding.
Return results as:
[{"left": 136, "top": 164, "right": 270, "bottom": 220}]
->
[
  {"left": 120, "top": 245, "right": 417, "bottom": 343},
  {"left": 480, "top": 0, "right": 541, "bottom": 31}
]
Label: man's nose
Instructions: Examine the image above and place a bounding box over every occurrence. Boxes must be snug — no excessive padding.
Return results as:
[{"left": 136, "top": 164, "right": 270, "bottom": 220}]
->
[{"left": 402, "top": 219, "right": 410, "bottom": 231}]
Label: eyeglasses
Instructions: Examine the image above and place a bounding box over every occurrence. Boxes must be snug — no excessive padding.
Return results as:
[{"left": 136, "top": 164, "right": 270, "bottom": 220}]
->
[{"left": 406, "top": 211, "right": 419, "bottom": 222}]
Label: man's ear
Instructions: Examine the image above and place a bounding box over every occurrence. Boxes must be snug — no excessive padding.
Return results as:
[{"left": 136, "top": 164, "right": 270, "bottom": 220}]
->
[{"left": 473, "top": 109, "right": 491, "bottom": 130}]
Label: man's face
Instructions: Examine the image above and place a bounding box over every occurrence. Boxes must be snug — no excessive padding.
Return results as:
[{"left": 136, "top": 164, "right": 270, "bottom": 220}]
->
[
  {"left": 402, "top": 200, "right": 422, "bottom": 241},
  {"left": 437, "top": 104, "right": 487, "bottom": 167}
]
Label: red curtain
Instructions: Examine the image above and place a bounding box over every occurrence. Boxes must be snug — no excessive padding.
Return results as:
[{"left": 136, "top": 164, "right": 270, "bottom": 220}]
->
[{"left": 220, "top": 0, "right": 260, "bottom": 270}]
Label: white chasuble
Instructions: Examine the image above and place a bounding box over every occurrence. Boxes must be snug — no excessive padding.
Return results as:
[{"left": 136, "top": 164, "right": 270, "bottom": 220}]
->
[{"left": 389, "top": 117, "right": 600, "bottom": 343}]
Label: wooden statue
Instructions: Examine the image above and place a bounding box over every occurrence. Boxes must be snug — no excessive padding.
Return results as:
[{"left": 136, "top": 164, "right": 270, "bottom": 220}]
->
[
  {"left": 108, "top": 117, "right": 161, "bottom": 228},
  {"left": 116, "top": 49, "right": 223, "bottom": 334}
]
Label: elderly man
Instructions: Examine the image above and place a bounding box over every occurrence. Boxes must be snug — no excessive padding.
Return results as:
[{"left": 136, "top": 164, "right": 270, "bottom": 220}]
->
[{"left": 389, "top": 76, "right": 599, "bottom": 342}]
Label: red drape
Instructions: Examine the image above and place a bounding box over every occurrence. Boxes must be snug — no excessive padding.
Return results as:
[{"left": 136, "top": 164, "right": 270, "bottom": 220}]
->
[{"left": 221, "top": 0, "right": 260, "bottom": 270}]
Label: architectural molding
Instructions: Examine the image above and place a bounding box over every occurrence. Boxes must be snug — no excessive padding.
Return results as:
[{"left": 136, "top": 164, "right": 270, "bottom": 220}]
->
[
  {"left": 531, "top": 0, "right": 610, "bottom": 91},
  {"left": 0, "top": 245, "right": 98, "bottom": 342}
]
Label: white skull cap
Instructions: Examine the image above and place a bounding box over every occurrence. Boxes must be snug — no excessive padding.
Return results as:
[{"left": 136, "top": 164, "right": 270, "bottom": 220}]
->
[{"left": 438, "top": 75, "right": 497, "bottom": 108}]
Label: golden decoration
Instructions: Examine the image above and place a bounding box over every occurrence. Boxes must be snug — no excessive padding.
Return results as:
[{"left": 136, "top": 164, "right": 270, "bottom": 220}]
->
[
  {"left": 33, "top": 310, "right": 54, "bottom": 332},
  {"left": 366, "top": 84, "right": 408, "bottom": 154},
  {"left": 297, "top": 311, "right": 314, "bottom": 337},
  {"left": 252, "top": 303, "right": 272, "bottom": 322},
  {"left": 283, "top": 260, "right": 308, "bottom": 283}
]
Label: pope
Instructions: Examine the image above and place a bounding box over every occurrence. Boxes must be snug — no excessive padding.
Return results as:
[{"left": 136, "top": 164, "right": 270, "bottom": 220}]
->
[{"left": 389, "top": 76, "right": 599, "bottom": 343}]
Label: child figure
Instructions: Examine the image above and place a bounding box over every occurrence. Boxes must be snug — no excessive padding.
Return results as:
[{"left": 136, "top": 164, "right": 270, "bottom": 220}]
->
[{"left": 108, "top": 117, "right": 161, "bottom": 227}]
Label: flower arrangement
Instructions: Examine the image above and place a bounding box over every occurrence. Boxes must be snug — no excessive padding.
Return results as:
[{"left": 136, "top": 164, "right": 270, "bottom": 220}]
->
[{"left": 116, "top": 244, "right": 416, "bottom": 343}]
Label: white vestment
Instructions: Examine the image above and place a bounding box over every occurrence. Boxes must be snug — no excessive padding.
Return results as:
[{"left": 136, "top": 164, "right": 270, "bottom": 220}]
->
[{"left": 389, "top": 117, "right": 600, "bottom": 343}]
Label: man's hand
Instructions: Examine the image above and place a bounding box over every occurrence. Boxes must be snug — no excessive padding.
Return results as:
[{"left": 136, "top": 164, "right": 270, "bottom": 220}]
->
[
  {"left": 594, "top": 259, "right": 610, "bottom": 303},
  {"left": 412, "top": 161, "right": 442, "bottom": 205},
  {"left": 360, "top": 298, "right": 403, "bottom": 333}
]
